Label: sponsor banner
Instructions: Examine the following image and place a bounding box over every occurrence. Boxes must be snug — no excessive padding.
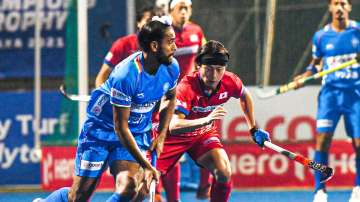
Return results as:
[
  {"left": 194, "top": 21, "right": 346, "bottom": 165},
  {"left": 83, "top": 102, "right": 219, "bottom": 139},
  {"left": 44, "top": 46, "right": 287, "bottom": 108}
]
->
[
  {"left": 41, "top": 146, "right": 114, "bottom": 190},
  {"left": 0, "top": 91, "right": 64, "bottom": 185},
  {"left": 0, "top": 0, "right": 127, "bottom": 78},
  {"left": 42, "top": 141, "right": 355, "bottom": 190},
  {"left": 221, "top": 86, "right": 348, "bottom": 141},
  {"left": 226, "top": 140, "right": 355, "bottom": 188}
]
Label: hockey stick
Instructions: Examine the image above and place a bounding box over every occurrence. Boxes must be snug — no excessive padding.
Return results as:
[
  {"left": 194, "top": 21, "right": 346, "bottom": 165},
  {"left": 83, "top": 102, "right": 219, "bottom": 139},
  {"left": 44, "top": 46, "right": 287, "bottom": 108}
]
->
[
  {"left": 264, "top": 141, "right": 334, "bottom": 183},
  {"left": 256, "top": 56, "right": 359, "bottom": 99},
  {"left": 149, "top": 151, "right": 158, "bottom": 202},
  {"left": 59, "top": 84, "right": 90, "bottom": 102}
]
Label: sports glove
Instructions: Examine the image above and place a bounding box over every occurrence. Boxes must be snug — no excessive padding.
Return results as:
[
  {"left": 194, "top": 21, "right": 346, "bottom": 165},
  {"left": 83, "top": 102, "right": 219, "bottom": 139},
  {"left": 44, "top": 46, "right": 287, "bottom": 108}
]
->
[{"left": 250, "top": 127, "right": 270, "bottom": 148}]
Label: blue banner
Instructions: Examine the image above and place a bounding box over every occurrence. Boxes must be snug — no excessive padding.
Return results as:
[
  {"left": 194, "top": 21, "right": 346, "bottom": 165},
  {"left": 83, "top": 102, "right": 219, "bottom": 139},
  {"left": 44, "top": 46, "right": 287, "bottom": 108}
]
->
[
  {"left": 0, "top": 91, "right": 63, "bottom": 185},
  {"left": 0, "top": 0, "right": 127, "bottom": 78}
]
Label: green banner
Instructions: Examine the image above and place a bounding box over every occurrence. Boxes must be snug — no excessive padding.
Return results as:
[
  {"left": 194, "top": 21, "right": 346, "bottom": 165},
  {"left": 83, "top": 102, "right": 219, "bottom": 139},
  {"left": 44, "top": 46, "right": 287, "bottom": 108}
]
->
[{"left": 43, "top": 0, "right": 79, "bottom": 146}]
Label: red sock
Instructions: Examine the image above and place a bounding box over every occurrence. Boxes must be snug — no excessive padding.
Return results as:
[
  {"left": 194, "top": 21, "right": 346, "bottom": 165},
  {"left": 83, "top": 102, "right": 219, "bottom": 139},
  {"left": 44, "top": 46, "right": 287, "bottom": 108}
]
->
[
  {"left": 161, "top": 163, "right": 181, "bottom": 202},
  {"left": 199, "top": 168, "right": 212, "bottom": 187},
  {"left": 210, "top": 180, "right": 232, "bottom": 202}
]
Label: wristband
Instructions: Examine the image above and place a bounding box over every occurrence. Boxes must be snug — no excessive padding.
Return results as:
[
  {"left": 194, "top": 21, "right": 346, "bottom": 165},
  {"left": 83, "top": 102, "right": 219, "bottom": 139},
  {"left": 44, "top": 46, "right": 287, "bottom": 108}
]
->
[
  {"left": 306, "top": 64, "right": 318, "bottom": 74},
  {"left": 249, "top": 127, "right": 258, "bottom": 135}
]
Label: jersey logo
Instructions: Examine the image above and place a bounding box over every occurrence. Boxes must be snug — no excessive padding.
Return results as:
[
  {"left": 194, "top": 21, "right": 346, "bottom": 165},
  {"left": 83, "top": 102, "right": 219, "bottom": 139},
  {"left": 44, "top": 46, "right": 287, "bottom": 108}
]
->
[
  {"left": 130, "top": 101, "right": 157, "bottom": 113},
  {"left": 80, "top": 160, "right": 104, "bottom": 171},
  {"left": 136, "top": 93, "right": 144, "bottom": 98},
  {"left": 325, "top": 43, "right": 334, "bottom": 51},
  {"left": 190, "top": 34, "right": 199, "bottom": 42},
  {"left": 219, "top": 92, "right": 228, "bottom": 99},
  {"left": 352, "top": 37, "right": 359, "bottom": 48},
  {"left": 111, "top": 88, "right": 131, "bottom": 102}
]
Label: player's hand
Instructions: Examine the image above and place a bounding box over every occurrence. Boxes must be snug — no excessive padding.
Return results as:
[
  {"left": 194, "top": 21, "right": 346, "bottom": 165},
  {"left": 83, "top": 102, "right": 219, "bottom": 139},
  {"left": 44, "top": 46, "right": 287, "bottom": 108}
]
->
[
  {"left": 250, "top": 128, "right": 270, "bottom": 148},
  {"left": 204, "top": 106, "right": 227, "bottom": 124},
  {"left": 143, "top": 165, "right": 160, "bottom": 192},
  {"left": 150, "top": 135, "right": 166, "bottom": 157},
  {"left": 293, "top": 71, "right": 312, "bottom": 89}
]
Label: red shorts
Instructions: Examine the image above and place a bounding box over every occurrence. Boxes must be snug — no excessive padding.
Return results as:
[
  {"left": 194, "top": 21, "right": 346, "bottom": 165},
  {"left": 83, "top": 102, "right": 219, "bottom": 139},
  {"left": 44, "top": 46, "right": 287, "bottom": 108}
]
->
[{"left": 156, "top": 130, "right": 223, "bottom": 175}]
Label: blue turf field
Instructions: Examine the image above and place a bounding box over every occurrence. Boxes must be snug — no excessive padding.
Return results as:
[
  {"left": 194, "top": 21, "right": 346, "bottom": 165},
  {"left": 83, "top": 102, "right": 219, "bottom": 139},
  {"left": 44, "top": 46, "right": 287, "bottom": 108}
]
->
[{"left": 0, "top": 190, "right": 352, "bottom": 202}]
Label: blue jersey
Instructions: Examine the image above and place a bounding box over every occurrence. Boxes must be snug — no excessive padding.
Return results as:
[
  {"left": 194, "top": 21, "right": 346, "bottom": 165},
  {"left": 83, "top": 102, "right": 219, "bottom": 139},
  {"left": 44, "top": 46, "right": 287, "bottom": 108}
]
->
[
  {"left": 312, "top": 20, "right": 360, "bottom": 88},
  {"left": 86, "top": 52, "right": 180, "bottom": 141}
]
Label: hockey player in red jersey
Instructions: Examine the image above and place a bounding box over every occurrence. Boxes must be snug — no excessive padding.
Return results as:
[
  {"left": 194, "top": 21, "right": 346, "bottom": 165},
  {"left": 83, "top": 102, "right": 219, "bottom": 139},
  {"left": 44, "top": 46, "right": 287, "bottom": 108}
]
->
[{"left": 156, "top": 40, "right": 271, "bottom": 202}]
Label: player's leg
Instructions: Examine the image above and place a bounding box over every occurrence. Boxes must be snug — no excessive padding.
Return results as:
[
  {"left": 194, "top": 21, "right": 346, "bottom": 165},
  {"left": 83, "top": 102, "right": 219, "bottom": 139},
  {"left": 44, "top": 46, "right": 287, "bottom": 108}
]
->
[
  {"left": 313, "top": 132, "right": 333, "bottom": 190},
  {"left": 313, "top": 86, "right": 341, "bottom": 202},
  {"left": 196, "top": 168, "right": 212, "bottom": 199},
  {"left": 108, "top": 160, "right": 145, "bottom": 201},
  {"left": 161, "top": 162, "right": 181, "bottom": 202},
  {"left": 196, "top": 148, "right": 232, "bottom": 202},
  {"left": 344, "top": 91, "right": 360, "bottom": 202},
  {"left": 156, "top": 134, "right": 193, "bottom": 202},
  {"left": 40, "top": 133, "right": 107, "bottom": 202},
  {"left": 190, "top": 132, "right": 232, "bottom": 202},
  {"left": 350, "top": 137, "right": 360, "bottom": 202}
]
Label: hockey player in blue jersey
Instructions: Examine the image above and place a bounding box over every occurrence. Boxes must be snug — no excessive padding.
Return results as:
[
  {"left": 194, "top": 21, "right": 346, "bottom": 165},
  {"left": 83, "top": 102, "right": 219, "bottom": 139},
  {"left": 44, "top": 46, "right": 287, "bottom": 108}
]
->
[
  {"left": 294, "top": 0, "right": 360, "bottom": 202},
  {"left": 35, "top": 16, "right": 179, "bottom": 202}
]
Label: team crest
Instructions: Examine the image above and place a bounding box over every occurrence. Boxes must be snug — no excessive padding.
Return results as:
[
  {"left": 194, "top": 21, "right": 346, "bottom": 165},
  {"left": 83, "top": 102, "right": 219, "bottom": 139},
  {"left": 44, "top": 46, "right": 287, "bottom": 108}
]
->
[{"left": 219, "top": 92, "right": 228, "bottom": 99}]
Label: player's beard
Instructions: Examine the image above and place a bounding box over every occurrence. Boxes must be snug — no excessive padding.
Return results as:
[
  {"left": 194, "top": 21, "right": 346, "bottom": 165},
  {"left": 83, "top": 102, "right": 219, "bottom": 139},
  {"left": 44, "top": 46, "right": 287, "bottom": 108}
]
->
[
  {"left": 335, "top": 10, "right": 345, "bottom": 21},
  {"left": 156, "top": 48, "right": 172, "bottom": 65}
]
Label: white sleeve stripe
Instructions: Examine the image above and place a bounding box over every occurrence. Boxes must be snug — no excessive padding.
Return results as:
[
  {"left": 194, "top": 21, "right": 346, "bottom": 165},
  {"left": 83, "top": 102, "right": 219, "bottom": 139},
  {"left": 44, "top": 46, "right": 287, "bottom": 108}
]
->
[{"left": 110, "top": 101, "right": 131, "bottom": 108}]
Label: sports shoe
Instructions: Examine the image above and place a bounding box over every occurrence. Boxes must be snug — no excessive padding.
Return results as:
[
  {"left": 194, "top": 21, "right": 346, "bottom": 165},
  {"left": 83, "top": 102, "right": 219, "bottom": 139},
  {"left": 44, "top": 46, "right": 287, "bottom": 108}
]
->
[
  {"left": 349, "top": 186, "right": 360, "bottom": 202},
  {"left": 313, "top": 189, "right": 328, "bottom": 202},
  {"left": 196, "top": 184, "right": 211, "bottom": 200}
]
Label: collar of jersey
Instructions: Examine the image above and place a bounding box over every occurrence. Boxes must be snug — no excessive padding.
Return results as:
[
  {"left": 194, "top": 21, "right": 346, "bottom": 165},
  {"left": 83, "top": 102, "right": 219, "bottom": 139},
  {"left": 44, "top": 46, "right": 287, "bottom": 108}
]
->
[{"left": 133, "top": 54, "right": 143, "bottom": 73}]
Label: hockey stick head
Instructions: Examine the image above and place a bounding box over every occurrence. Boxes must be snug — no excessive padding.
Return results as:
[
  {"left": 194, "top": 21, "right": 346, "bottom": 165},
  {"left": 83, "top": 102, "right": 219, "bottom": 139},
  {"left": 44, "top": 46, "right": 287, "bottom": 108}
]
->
[
  {"left": 320, "top": 166, "right": 334, "bottom": 183},
  {"left": 255, "top": 87, "right": 277, "bottom": 99},
  {"left": 59, "top": 84, "right": 91, "bottom": 102},
  {"left": 308, "top": 160, "right": 334, "bottom": 183},
  {"left": 59, "top": 84, "right": 70, "bottom": 99}
]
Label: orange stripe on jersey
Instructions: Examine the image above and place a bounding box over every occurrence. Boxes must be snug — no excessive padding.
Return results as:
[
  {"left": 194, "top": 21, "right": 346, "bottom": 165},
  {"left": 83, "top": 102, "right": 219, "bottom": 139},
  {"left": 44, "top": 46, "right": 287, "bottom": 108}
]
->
[{"left": 134, "top": 56, "right": 143, "bottom": 73}]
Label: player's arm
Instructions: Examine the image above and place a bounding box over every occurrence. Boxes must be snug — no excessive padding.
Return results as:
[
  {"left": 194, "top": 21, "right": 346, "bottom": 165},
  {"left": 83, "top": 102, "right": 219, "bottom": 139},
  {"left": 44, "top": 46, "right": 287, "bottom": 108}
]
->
[
  {"left": 169, "top": 106, "right": 226, "bottom": 135},
  {"left": 150, "top": 88, "right": 177, "bottom": 156},
  {"left": 239, "top": 87, "right": 256, "bottom": 129},
  {"left": 113, "top": 105, "right": 153, "bottom": 169},
  {"left": 95, "top": 63, "right": 112, "bottom": 87},
  {"left": 294, "top": 58, "right": 322, "bottom": 82},
  {"left": 240, "top": 87, "right": 270, "bottom": 147}
]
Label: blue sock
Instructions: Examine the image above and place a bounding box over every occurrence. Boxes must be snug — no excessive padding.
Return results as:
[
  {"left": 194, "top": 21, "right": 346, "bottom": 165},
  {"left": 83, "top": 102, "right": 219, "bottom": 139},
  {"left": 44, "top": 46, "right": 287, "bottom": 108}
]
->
[
  {"left": 43, "top": 187, "right": 69, "bottom": 202},
  {"left": 314, "top": 151, "right": 328, "bottom": 192},
  {"left": 106, "top": 193, "right": 132, "bottom": 202},
  {"left": 355, "top": 156, "right": 360, "bottom": 186}
]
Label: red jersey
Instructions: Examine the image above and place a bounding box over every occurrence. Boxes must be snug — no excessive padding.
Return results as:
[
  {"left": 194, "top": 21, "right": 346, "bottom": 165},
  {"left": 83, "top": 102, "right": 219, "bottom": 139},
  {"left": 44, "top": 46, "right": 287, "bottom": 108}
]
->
[
  {"left": 173, "top": 22, "right": 206, "bottom": 80},
  {"left": 104, "top": 34, "right": 139, "bottom": 68},
  {"left": 175, "top": 71, "right": 244, "bottom": 136}
]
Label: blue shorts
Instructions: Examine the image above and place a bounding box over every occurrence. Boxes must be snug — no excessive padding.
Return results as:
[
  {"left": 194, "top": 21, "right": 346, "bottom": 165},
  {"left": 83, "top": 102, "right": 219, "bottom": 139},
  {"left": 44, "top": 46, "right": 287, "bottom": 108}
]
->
[
  {"left": 316, "top": 85, "right": 360, "bottom": 137},
  {"left": 74, "top": 122, "right": 152, "bottom": 178}
]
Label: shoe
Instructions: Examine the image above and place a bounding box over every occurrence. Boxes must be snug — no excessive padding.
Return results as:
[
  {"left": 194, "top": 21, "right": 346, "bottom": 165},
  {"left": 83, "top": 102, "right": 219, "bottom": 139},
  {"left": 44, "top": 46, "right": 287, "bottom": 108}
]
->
[
  {"left": 313, "top": 189, "right": 327, "bottom": 202},
  {"left": 196, "top": 184, "right": 211, "bottom": 200},
  {"left": 32, "top": 198, "right": 43, "bottom": 202},
  {"left": 154, "top": 193, "right": 164, "bottom": 202},
  {"left": 349, "top": 186, "right": 360, "bottom": 202}
]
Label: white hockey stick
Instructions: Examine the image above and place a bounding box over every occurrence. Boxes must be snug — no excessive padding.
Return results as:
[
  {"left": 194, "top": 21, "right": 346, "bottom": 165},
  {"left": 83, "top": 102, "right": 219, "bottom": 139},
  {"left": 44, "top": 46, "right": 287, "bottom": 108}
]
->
[
  {"left": 59, "top": 85, "right": 90, "bottom": 102},
  {"left": 149, "top": 151, "right": 158, "bottom": 202}
]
